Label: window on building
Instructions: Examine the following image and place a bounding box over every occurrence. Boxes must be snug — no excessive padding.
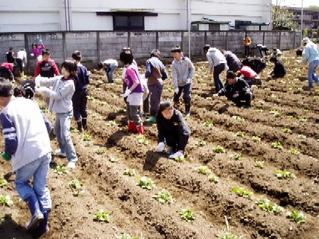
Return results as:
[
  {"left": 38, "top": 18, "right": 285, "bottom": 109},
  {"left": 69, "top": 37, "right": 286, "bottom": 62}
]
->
[{"left": 113, "top": 15, "right": 144, "bottom": 31}]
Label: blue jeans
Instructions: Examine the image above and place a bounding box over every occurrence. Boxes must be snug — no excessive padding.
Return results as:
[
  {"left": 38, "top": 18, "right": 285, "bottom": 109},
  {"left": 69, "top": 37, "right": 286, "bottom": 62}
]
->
[
  {"left": 55, "top": 111, "right": 78, "bottom": 163},
  {"left": 106, "top": 65, "right": 117, "bottom": 83},
  {"left": 15, "top": 153, "right": 52, "bottom": 212},
  {"left": 308, "top": 60, "right": 319, "bottom": 88}
]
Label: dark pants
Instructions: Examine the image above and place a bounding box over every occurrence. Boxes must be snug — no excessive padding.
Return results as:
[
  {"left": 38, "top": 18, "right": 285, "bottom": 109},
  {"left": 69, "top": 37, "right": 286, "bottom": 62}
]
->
[
  {"left": 227, "top": 92, "right": 252, "bottom": 107},
  {"left": 127, "top": 105, "right": 142, "bottom": 125},
  {"left": 166, "top": 133, "right": 189, "bottom": 152},
  {"left": 245, "top": 46, "right": 250, "bottom": 57},
  {"left": 213, "top": 64, "right": 225, "bottom": 93},
  {"left": 16, "top": 58, "right": 23, "bottom": 74},
  {"left": 173, "top": 83, "right": 192, "bottom": 113},
  {"left": 72, "top": 88, "right": 88, "bottom": 122},
  {"left": 144, "top": 83, "right": 163, "bottom": 117}
]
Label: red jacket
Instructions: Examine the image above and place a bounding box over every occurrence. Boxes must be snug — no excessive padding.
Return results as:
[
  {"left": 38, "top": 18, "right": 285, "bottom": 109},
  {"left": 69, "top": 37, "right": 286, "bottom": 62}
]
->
[
  {"left": 1, "top": 63, "right": 14, "bottom": 72},
  {"left": 240, "top": 66, "right": 257, "bottom": 78},
  {"left": 34, "top": 59, "right": 60, "bottom": 78}
]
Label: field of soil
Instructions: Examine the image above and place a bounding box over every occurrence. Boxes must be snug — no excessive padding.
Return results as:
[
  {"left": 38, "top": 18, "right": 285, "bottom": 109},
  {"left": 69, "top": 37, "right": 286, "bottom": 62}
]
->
[{"left": 0, "top": 51, "right": 318, "bottom": 239}]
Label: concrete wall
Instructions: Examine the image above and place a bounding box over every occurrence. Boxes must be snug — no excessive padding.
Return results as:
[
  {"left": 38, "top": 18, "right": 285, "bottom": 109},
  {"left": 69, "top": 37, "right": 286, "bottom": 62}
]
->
[{"left": 0, "top": 30, "right": 301, "bottom": 71}]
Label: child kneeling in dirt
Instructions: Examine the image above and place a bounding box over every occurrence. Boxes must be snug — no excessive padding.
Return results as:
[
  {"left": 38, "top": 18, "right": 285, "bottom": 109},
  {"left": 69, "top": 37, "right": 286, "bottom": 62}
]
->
[
  {"left": 35, "top": 60, "right": 78, "bottom": 169},
  {"left": 214, "top": 71, "right": 253, "bottom": 108},
  {"left": 155, "top": 101, "right": 191, "bottom": 160},
  {"left": 120, "top": 49, "right": 145, "bottom": 134},
  {"left": 0, "top": 78, "right": 52, "bottom": 238},
  {"left": 269, "top": 56, "right": 286, "bottom": 79}
]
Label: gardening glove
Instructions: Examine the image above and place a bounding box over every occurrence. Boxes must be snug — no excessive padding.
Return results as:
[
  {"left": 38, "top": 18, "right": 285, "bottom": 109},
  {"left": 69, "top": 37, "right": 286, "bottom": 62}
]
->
[
  {"left": 174, "top": 88, "right": 179, "bottom": 94},
  {"left": 155, "top": 142, "right": 165, "bottom": 152},
  {"left": 233, "top": 92, "right": 239, "bottom": 98},
  {"left": 1, "top": 152, "right": 11, "bottom": 161},
  {"left": 36, "top": 87, "right": 51, "bottom": 97},
  {"left": 122, "top": 88, "right": 131, "bottom": 98},
  {"left": 169, "top": 150, "right": 184, "bottom": 160}
]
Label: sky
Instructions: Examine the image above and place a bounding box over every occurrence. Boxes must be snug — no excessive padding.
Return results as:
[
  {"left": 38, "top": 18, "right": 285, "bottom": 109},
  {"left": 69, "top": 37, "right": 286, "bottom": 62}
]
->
[{"left": 272, "top": 0, "right": 319, "bottom": 7}]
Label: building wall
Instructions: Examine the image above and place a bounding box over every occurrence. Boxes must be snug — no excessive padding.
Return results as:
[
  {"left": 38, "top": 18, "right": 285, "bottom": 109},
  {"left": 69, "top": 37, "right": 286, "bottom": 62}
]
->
[{"left": 0, "top": 0, "right": 272, "bottom": 32}]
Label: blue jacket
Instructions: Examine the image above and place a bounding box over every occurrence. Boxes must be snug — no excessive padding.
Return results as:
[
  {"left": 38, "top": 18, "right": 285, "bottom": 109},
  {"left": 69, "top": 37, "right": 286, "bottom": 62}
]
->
[
  {"left": 75, "top": 64, "right": 90, "bottom": 91},
  {"left": 303, "top": 42, "right": 319, "bottom": 63}
]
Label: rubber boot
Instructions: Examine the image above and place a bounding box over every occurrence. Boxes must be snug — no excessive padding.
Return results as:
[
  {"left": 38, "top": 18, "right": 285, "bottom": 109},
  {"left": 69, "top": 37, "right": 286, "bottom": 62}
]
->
[
  {"left": 137, "top": 125, "right": 145, "bottom": 135},
  {"left": 25, "top": 195, "right": 44, "bottom": 232},
  {"left": 128, "top": 121, "right": 138, "bottom": 133},
  {"left": 31, "top": 210, "right": 50, "bottom": 239},
  {"left": 82, "top": 118, "right": 87, "bottom": 130},
  {"left": 77, "top": 121, "right": 83, "bottom": 132}
]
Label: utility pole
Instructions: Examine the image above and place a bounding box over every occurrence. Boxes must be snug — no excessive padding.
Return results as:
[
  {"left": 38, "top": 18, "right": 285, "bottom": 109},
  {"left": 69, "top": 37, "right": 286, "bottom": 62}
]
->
[
  {"left": 187, "top": 0, "right": 191, "bottom": 59},
  {"left": 301, "top": 0, "right": 304, "bottom": 39}
]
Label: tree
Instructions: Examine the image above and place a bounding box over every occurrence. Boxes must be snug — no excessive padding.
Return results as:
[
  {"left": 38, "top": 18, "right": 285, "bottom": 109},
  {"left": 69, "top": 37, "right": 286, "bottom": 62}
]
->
[{"left": 272, "top": 6, "right": 298, "bottom": 30}]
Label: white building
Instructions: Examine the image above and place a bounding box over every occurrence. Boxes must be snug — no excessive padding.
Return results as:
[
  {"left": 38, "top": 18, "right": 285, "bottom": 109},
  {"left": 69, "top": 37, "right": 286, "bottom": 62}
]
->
[{"left": 0, "top": 0, "right": 272, "bottom": 32}]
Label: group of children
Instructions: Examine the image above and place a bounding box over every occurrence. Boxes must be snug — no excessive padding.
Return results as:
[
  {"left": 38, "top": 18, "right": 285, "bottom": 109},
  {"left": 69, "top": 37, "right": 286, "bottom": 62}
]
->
[{"left": 0, "top": 38, "right": 306, "bottom": 238}]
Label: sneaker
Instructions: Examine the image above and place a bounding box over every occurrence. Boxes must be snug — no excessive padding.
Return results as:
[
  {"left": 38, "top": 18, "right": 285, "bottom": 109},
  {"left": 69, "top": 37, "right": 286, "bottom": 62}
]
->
[
  {"left": 146, "top": 116, "right": 157, "bottom": 125},
  {"left": 169, "top": 150, "right": 184, "bottom": 160},
  {"left": 54, "top": 149, "right": 66, "bottom": 158},
  {"left": 67, "top": 161, "right": 76, "bottom": 169}
]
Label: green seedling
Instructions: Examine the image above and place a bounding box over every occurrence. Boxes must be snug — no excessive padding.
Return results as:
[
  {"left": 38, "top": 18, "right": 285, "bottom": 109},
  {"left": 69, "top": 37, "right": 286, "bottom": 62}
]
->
[
  {"left": 298, "top": 117, "right": 307, "bottom": 123},
  {"left": 257, "top": 199, "right": 283, "bottom": 215},
  {"left": 0, "top": 195, "right": 13, "bottom": 207},
  {"left": 251, "top": 136, "right": 261, "bottom": 142},
  {"left": 213, "top": 145, "right": 225, "bottom": 153},
  {"left": 0, "top": 178, "right": 8, "bottom": 187},
  {"left": 270, "top": 110, "right": 280, "bottom": 117},
  {"left": 180, "top": 208, "right": 195, "bottom": 222},
  {"left": 219, "top": 232, "right": 241, "bottom": 239},
  {"left": 231, "top": 153, "right": 242, "bottom": 161},
  {"left": 289, "top": 147, "right": 300, "bottom": 155},
  {"left": 287, "top": 210, "right": 306, "bottom": 224},
  {"left": 116, "top": 233, "right": 141, "bottom": 239},
  {"left": 94, "top": 210, "right": 111, "bottom": 223},
  {"left": 196, "top": 166, "right": 212, "bottom": 175},
  {"left": 275, "top": 170, "right": 295, "bottom": 180},
  {"left": 153, "top": 190, "right": 173, "bottom": 204},
  {"left": 208, "top": 174, "right": 219, "bottom": 184},
  {"left": 54, "top": 165, "right": 67, "bottom": 175},
  {"left": 271, "top": 141, "right": 283, "bottom": 150},
  {"left": 137, "top": 135, "right": 149, "bottom": 145},
  {"left": 254, "top": 161, "right": 265, "bottom": 169},
  {"left": 235, "top": 132, "right": 245, "bottom": 138},
  {"left": 174, "top": 155, "right": 185, "bottom": 162},
  {"left": 282, "top": 128, "right": 292, "bottom": 134},
  {"left": 95, "top": 148, "right": 106, "bottom": 155},
  {"left": 231, "top": 116, "right": 245, "bottom": 122},
  {"left": 231, "top": 186, "right": 253, "bottom": 199},
  {"left": 196, "top": 140, "right": 207, "bottom": 147},
  {"left": 123, "top": 169, "right": 136, "bottom": 177},
  {"left": 297, "top": 134, "right": 307, "bottom": 140},
  {"left": 137, "top": 176, "right": 155, "bottom": 190},
  {"left": 69, "top": 179, "right": 83, "bottom": 197},
  {"left": 203, "top": 120, "right": 214, "bottom": 128},
  {"left": 83, "top": 133, "right": 92, "bottom": 141}
]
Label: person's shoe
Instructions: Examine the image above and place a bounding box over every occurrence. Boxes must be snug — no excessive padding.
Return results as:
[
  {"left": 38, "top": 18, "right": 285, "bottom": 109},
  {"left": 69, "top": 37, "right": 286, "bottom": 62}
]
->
[
  {"left": 54, "top": 149, "right": 66, "bottom": 158},
  {"left": 82, "top": 118, "right": 87, "bottom": 130},
  {"left": 128, "top": 121, "right": 138, "bottom": 133},
  {"left": 77, "top": 121, "right": 83, "bottom": 132},
  {"left": 146, "top": 116, "right": 156, "bottom": 125},
  {"left": 137, "top": 125, "right": 145, "bottom": 135},
  {"left": 169, "top": 150, "right": 184, "bottom": 160},
  {"left": 31, "top": 211, "right": 50, "bottom": 239},
  {"left": 25, "top": 196, "right": 44, "bottom": 232},
  {"left": 302, "top": 85, "right": 313, "bottom": 91},
  {"left": 67, "top": 161, "right": 76, "bottom": 169}
]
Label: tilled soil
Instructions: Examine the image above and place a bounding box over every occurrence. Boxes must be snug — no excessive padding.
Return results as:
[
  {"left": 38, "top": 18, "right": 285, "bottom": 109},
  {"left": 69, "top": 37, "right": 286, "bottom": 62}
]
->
[{"left": 0, "top": 52, "right": 318, "bottom": 239}]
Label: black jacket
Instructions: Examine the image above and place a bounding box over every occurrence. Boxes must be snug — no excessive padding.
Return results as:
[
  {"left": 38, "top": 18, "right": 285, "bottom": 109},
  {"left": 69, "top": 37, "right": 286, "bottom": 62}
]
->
[
  {"left": 218, "top": 78, "right": 251, "bottom": 98},
  {"left": 156, "top": 110, "right": 191, "bottom": 142},
  {"left": 272, "top": 60, "right": 286, "bottom": 78}
]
